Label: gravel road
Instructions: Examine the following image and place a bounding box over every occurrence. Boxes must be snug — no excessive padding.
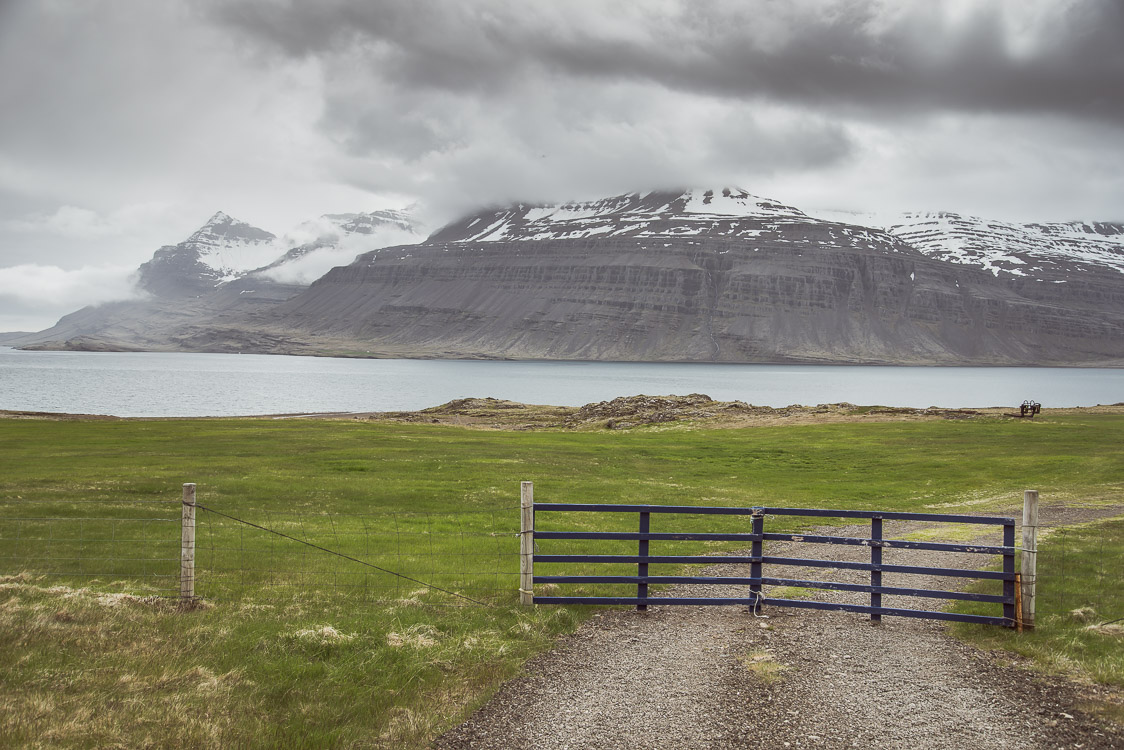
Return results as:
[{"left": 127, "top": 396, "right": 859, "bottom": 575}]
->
[{"left": 436, "top": 512, "right": 1123, "bottom": 749}]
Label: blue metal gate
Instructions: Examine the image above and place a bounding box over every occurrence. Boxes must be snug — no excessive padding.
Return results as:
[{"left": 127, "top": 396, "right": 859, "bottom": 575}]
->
[{"left": 531, "top": 503, "right": 1015, "bottom": 627}]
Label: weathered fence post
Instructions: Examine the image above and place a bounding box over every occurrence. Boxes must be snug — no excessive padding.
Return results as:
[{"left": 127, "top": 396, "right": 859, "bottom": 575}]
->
[
  {"left": 520, "top": 481, "right": 534, "bottom": 605},
  {"left": 181, "top": 482, "right": 196, "bottom": 603},
  {"left": 1021, "top": 489, "right": 1038, "bottom": 631}
]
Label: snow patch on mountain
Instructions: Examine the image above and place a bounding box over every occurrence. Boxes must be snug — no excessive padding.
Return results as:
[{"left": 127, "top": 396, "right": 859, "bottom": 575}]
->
[
  {"left": 680, "top": 188, "right": 806, "bottom": 219},
  {"left": 135, "top": 208, "right": 425, "bottom": 298},
  {"left": 183, "top": 211, "right": 279, "bottom": 281},
  {"left": 806, "top": 208, "right": 1124, "bottom": 280},
  {"left": 437, "top": 188, "right": 821, "bottom": 245}
]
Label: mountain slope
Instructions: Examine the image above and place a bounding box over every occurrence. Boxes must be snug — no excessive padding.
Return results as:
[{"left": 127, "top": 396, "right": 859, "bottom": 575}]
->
[
  {"left": 884, "top": 213, "right": 1124, "bottom": 280},
  {"left": 136, "top": 211, "right": 278, "bottom": 298},
  {"left": 17, "top": 189, "right": 1124, "bottom": 365},
  {"left": 431, "top": 188, "right": 820, "bottom": 243},
  {"left": 271, "top": 189, "right": 1124, "bottom": 365},
  {"left": 19, "top": 208, "right": 425, "bottom": 354}
]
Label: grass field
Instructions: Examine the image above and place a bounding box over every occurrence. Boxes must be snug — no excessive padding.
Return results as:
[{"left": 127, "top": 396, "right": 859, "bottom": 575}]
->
[
  {"left": 1, "top": 411, "right": 1122, "bottom": 747},
  {"left": 952, "top": 516, "right": 1124, "bottom": 697}
]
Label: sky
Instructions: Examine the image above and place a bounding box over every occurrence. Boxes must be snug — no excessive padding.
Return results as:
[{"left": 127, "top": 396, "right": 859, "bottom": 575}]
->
[{"left": 2, "top": 0, "right": 1123, "bottom": 331}]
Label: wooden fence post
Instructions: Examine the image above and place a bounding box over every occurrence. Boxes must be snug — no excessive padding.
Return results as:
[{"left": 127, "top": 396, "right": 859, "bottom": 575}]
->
[
  {"left": 520, "top": 481, "right": 534, "bottom": 606},
  {"left": 1021, "top": 489, "right": 1038, "bottom": 631},
  {"left": 181, "top": 483, "right": 196, "bottom": 603}
]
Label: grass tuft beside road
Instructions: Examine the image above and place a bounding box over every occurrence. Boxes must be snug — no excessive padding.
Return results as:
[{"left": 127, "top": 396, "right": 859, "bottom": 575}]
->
[{"left": 951, "top": 517, "right": 1124, "bottom": 691}]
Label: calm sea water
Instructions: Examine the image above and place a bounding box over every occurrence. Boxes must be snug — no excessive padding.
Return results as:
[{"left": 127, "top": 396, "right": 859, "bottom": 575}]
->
[{"left": 0, "top": 347, "right": 1121, "bottom": 417}]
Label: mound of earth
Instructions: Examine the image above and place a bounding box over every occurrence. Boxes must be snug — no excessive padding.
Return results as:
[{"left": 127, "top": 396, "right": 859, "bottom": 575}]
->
[
  {"left": 359, "top": 394, "right": 1001, "bottom": 430},
  {"left": 422, "top": 397, "right": 531, "bottom": 414}
]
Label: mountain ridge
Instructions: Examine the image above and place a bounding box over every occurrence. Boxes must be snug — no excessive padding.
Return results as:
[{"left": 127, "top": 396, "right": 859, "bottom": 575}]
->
[{"left": 13, "top": 188, "right": 1124, "bottom": 366}]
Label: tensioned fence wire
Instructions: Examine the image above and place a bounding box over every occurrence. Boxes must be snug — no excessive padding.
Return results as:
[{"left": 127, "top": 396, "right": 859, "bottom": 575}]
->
[
  {"left": 2, "top": 497, "right": 1119, "bottom": 624},
  {"left": 0, "top": 497, "right": 522, "bottom": 607},
  {"left": 193, "top": 504, "right": 521, "bottom": 607}
]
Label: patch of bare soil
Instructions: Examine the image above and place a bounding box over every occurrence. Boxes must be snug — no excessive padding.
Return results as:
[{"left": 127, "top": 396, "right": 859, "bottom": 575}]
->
[{"left": 436, "top": 517, "right": 1124, "bottom": 750}]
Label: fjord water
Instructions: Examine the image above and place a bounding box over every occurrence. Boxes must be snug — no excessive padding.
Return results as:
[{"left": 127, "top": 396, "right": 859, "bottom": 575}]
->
[{"left": 0, "top": 347, "right": 1120, "bottom": 418}]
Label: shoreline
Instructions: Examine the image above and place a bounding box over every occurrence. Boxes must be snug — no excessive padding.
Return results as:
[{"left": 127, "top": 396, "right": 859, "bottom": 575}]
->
[
  {"left": 4, "top": 397, "right": 1123, "bottom": 430},
  {"left": 5, "top": 344, "right": 1124, "bottom": 369}
]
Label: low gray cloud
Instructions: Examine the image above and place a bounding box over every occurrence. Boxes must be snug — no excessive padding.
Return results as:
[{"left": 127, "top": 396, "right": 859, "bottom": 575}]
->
[
  {"left": 313, "top": 74, "right": 859, "bottom": 221},
  {"left": 0, "top": 262, "right": 142, "bottom": 332}
]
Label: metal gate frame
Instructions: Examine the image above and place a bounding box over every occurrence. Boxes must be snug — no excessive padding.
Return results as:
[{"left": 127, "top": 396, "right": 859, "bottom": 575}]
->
[{"left": 530, "top": 503, "right": 1016, "bottom": 627}]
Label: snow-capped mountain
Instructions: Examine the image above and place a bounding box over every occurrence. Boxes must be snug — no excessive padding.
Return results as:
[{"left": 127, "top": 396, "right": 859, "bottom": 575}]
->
[
  {"left": 273, "top": 186, "right": 1124, "bottom": 365},
  {"left": 883, "top": 213, "right": 1124, "bottom": 281},
  {"left": 809, "top": 208, "right": 1124, "bottom": 282},
  {"left": 136, "top": 208, "right": 425, "bottom": 297},
  {"left": 429, "top": 188, "right": 911, "bottom": 263},
  {"left": 181, "top": 211, "right": 280, "bottom": 280},
  {"left": 134, "top": 212, "right": 276, "bottom": 298},
  {"left": 19, "top": 187, "right": 1124, "bottom": 365},
  {"left": 434, "top": 187, "right": 886, "bottom": 244}
]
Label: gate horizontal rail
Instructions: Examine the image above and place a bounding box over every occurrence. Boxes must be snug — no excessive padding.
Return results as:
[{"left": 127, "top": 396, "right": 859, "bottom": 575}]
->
[
  {"left": 536, "top": 555, "right": 1012, "bottom": 579},
  {"left": 535, "top": 576, "right": 1008, "bottom": 603},
  {"left": 531, "top": 502, "right": 1017, "bottom": 627},
  {"left": 535, "top": 503, "right": 1014, "bottom": 524},
  {"left": 535, "top": 529, "right": 1009, "bottom": 554}
]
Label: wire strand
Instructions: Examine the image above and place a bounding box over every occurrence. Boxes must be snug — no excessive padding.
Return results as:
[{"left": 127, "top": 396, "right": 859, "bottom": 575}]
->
[{"left": 194, "top": 504, "right": 493, "bottom": 607}]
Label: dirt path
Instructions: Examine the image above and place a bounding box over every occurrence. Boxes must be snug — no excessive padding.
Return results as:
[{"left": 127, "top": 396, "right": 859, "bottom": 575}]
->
[{"left": 436, "top": 511, "right": 1124, "bottom": 749}]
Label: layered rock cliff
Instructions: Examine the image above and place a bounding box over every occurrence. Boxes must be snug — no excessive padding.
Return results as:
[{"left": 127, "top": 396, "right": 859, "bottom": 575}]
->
[
  {"left": 16, "top": 188, "right": 1124, "bottom": 365},
  {"left": 271, "top": 189, "right": 1124, "bottom": 364}
]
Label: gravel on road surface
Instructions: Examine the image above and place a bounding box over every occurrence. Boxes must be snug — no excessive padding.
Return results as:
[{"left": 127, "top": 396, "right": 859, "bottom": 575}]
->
[{"left": 436, "top": 513, "right": 1124, "bottom": 750}]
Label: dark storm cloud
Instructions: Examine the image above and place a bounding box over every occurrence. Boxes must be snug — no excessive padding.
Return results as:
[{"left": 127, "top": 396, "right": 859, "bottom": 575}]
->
[{"left": 209, "top": 0, "right": 1124, "bottom": 125}]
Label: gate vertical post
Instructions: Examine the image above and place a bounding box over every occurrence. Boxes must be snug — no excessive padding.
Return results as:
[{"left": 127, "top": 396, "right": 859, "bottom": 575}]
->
[
  {"left": 1002, "top": 520, "right": 1016, "bottom": 627},
  {"left": 180, "top": 483, "right": 196, "bottom": 603},
  {"left": 1021, "top": 489, "right": 1038, "bottom": 631},
  {"left": 870, "top": 516, "right": 882, "bottom": 625},
  {"left": 750, "top": 509, "right": 764, "bottom": 610},
  {"left": 519, "top": 481, "right": 534, "bottom": 606},
  {"left": 637, "top": 511, "right": 650, "bottom": 611}
]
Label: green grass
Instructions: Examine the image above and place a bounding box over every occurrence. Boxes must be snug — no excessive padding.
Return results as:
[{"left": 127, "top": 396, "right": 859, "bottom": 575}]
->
[
  {"left": 0, "top": 574, "right": 580, "bottom": 748},
  {"left": 950, "top": 516, "right": 1124, "bottom": 690},
  {"left": 1, "top": 411, "right": 1123, "bottom": 746}
]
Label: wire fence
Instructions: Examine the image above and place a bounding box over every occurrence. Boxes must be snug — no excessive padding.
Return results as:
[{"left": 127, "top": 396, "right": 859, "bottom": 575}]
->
[
  {"left": 0, "top": 496, "right": 522, "bottom": 607},
  {"left": 193, "top": 504, "right": 521, "bottom": 607},
  {"left": 1046, "top": 525, "right": 1123, "bottom": 624},
  {"left": 0, "top": 492, "right": 1120, "bottom": 625},
  {"left": 0, "top": 498, "right": 181, "bottom": 596}
]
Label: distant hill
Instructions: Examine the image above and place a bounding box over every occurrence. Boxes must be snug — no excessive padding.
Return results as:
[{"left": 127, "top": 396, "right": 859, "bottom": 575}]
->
[
  {"left": 17, "top": 188, "right": 1124, "bottom": 365},
  {"left": 18, "top": 207, "right": 425, "bottom": 355}
]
